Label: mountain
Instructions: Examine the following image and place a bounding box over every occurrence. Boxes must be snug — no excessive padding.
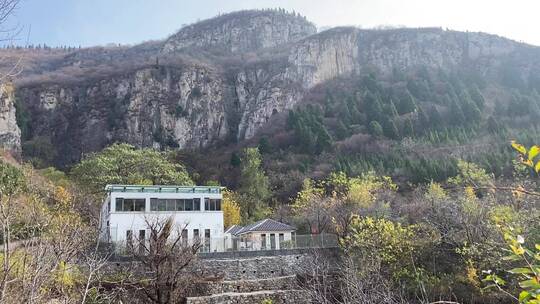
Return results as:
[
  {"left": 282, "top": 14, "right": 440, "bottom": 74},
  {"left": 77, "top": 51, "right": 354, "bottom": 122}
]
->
[{"left": 1, "top": 9, "right": 540, "bottom": 185}]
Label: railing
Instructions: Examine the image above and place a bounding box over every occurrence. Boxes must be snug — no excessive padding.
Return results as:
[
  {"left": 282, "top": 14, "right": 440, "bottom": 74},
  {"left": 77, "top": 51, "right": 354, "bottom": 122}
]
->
[
  {"left": 105, "top": 185, "right": 222, "bottom": 194},
  {"left": 105, "top": 234, "right": 339, "bottom": 256}
]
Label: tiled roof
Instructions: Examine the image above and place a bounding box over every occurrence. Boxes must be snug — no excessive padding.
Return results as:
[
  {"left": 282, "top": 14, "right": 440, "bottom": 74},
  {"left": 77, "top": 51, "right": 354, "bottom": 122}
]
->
[
  {"left": 229, "top": 219, "right": 295, "bottom": 236},
  {"left": 224, "top": 225, "right": 243, "bottom": 235}
]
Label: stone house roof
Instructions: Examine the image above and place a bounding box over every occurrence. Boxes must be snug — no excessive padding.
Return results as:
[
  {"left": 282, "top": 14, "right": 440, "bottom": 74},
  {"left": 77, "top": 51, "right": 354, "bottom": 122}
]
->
[{"left": 225, "top": 219, "right": 296, "bottom": 236}]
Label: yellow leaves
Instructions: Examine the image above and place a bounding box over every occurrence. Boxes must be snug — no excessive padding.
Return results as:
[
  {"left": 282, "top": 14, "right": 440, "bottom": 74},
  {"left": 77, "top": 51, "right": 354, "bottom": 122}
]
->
[
  {"left": 464, "top": 186, "right": 477, "bottom": 201},
  {"left": 222, "top": 190, "right": 241, "bottom": 228},
  {"left": 345, "top": 216, "right": 417, "bottom": 264},
  {"left": 466, "top": 260, "right": 481, "bottom": 288},
  {"left": 53, "top": 261, "right": 82, "bottom": 291},
  {"left": 424, "top": 181, "right": 447, "bottom": 202},
  {"left": 512, "top": 141, "right": 540, "bottom": 174},
  {"left": 347, "top": 172, "right": 396, "bottom": 208},
  {"left": 292, "top": 178, "right": 325, "bottom": 213},
  {"left": 512, "top": 141, "right": 528, "bottom": 155}
]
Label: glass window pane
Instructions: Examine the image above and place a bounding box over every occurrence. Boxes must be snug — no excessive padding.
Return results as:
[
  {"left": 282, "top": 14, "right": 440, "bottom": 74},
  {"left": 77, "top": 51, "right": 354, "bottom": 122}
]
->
[
  {"left": 185, "top": 199, "right": 193, "bottom": 211},
  {"left": 166, "top": 200, "right": 176, "bottom": 211},
  {"left": 123, "top": 199, "right": 135, "bottom": 212},
  {"left": 115, "top": 198, "right": 123, "bottom": 212},
  {"left": 204, "top": 198, "right": 209, "bottom": 211},
  {"left": 176, "top": 199, "right": 185, "bottom": 211},
  {"left": 150, "top": 198, "right": 158, "bottom": 211},
  {"left": 215, "top": 199, "right": 221, "bottom": 211},
  {"left": 158, "top": 199, "right": 166, "bottom": 211},
  {"left": 193, "top": 198, "right": 200, "bottom": 211},
  {"left": 134, "top": 199, "right": 146, "bottom": 211}
]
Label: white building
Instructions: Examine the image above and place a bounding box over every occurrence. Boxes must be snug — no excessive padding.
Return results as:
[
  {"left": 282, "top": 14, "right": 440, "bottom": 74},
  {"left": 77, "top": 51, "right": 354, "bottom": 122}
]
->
[
  {"left": 224, "top": 219, "right": 296, "bottom": 251},
  {"left": 100, "top": 185, "right": 224, "bottom": 253}
]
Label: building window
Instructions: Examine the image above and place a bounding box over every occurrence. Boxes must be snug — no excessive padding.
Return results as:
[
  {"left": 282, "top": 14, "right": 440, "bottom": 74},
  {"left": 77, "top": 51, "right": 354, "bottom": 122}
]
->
[
  {"left": 150, "top": 198, "right": 202, "bottom": 212},
  {"left": 261, "top": 234, "right": 267, "bottom": 249},
  {"left": 116, "top": 198, "right": 146, "bottom": 212},
  {"left": 204, "top": 198, "right": 222, "bottom": 211},
  {"left": 193, "top": 229, "right": 200, "bottom": 241},
  {"left": 184, "top": 199, "right": 193, "bottom": 211}
]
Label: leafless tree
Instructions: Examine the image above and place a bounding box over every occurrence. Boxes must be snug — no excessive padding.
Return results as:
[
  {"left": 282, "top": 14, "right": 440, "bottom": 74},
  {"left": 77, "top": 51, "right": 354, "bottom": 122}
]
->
[
  {"left": 103, "top": 217, "right": 202, "bottom": 304},
  {"left": 0, "top": 0, "right": 25, "bottom": 81},
  {"left": 302, "top": 253, "right": 408, "bottom": 304}
]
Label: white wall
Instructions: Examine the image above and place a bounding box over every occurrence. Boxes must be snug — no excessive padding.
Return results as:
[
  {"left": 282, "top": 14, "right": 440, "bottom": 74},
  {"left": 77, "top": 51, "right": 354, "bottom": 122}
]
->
[
  {"left": 102, "top": 190, "right": 224, "bottom": 252},
  {"left": 226, "top": 231, "right": 293, "bottom": 251}
]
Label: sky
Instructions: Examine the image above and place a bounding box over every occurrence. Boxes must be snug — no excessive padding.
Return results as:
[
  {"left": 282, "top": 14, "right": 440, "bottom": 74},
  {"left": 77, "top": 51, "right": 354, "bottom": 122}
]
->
[{"left": 5, "top": 0, "right": 540, "bottom": 47}]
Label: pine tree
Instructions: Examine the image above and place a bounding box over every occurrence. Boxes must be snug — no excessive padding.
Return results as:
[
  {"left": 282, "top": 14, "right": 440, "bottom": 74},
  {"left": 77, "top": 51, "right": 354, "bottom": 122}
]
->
[
  {"left": 230, "top": 152, "right": 241, "bottom": 167},
  {"left": 365, "top": 92, "right": 384, "bottom": 121},
  {"left": 388, "top": 100, "right": 399, "bottom": 118},
  {"left": 417, "top": 106, "right": 430, "bottom": 128},
  {"left": 368, "top": 121, "right": 384, "bottom": 138},
  {"left": 403, "top": 117, "right": 415, "bottom": 138},
  {"left": 429, "top": 107, "right": 443, "bottom": 129},
  {"left": 469, "top": 85, "right": 485, "bottom": 109},
  {"left": 335, "top": 120, "right": 349, "bottom": 140},
  {"left": 382, "top": 118, "right": 400, "bottom": 139},
  {"left": 398, "top": 90, "right": 417, "bottom": 114},
  {"left": 258, "top": 137, "right": 271, "bottom": 154},
  {"left": 238, "top": 147, "right": 270, "bottom": 219},
  {"left": 449, "top": 98, "right": 466, "bottom": 125}
]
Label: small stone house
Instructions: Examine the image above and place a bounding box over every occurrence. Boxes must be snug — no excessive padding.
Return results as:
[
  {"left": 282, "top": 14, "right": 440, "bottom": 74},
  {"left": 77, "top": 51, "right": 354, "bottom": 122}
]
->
[{"left": 224, "top": 219, "right": 296, "bottom": 251}]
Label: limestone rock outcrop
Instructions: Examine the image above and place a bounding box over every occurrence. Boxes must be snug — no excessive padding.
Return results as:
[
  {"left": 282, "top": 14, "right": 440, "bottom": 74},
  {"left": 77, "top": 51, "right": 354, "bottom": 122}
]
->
[{"left": 0, "top": 83, "right": 21, "bottom": 153}]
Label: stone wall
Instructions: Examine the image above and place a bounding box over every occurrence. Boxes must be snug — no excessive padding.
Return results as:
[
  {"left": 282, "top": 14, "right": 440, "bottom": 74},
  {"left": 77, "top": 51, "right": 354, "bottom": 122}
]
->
[
  {"left": 199, "top": 275, "right": 298, "bottom": 295},
  {"left": 186, "top": 290, "right": 310, "bottom": 304},
  {"left": 196, "top": 250, "right": 336, "bottom": 280}
]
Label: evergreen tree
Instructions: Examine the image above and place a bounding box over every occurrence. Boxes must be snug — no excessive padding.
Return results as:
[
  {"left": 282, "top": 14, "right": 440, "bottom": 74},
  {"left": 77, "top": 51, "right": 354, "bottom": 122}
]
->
[
  {"left": 388, "top": 100, "right": 399, "bottom": 118},
  {"left": 462, "top": 99, "right": 482, "bottom": 124},
  {"left": 449, "top": 98, "right": 466, "bottom": 125},
  {"left": 258, "top": 137, "right": 271, "bottom": 154},
  {"left": 365, "top": 91, "right": 384, "bottom": 121},
  {"left": 417, "top": 106, "right": 430, "bottom": 128},
  {"left": 429, "top": 107, "right": 443, "bottom": 129},
  {"left": 368, "top": 121, "right": 384, "bottom": 138},
  {"left": 382, "top": 118, "right": 400, "bottom": 139},
  {"left": 335, "top": 120, "right": 349, "bottom": 140},
  {"left": 403, "top": 117, "right": 415, "bottom": 138},
  {"left": 238, "top": 147, "right": 271, "bottom": 219},
  {"left": 398, "top": 90, "right": 417, "bottom": 114},
  {"left": 469, "top": 85, "right": 485, "bottom": 109},
  {"left": 487, "top": 116, "right": 503, "bottom": 134},
  {"left": 230, "top": 152, "right": 241, "bottom": 167}
]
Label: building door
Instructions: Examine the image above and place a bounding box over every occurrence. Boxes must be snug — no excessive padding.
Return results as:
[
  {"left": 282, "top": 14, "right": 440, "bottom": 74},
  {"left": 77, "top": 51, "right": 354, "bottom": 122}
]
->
[
  {"left": 270, "top": 234, "right": 276, "bottom": 250},
  {"left": 261, "top": 234, "right": 267, "bottom": 250},
  {"left": 138, "top": 230, "right": 146, "bottom": 255},
  {"left": 204, "top": 229, "right": 211, "bottom": 252},
  {"left": 182, "top": 229, "right": 188, "bottom": 246},
  {"left": 126, "top": 230, "right": 133, "bottom": 253}
]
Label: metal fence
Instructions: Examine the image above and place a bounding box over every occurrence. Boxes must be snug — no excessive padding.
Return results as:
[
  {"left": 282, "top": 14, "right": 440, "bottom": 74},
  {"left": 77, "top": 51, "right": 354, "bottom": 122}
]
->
[{"left": 106, "top": 233, "right": 339, "bottom": 256}]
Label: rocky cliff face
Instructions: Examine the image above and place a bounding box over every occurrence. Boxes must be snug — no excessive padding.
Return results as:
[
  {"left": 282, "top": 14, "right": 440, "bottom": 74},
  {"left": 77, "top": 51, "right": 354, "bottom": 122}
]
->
[
  {"left": 17, "top": 66, "right": 227, "bottom": 165},
  {"left": 163, "top": 10, "right": 316, "bottom": 54},
  {"left": 0, "top": 83, "right": 21, "bottom": 153},
  {"left": 6, "top": 10, "right": 540, "bottom": 166}
]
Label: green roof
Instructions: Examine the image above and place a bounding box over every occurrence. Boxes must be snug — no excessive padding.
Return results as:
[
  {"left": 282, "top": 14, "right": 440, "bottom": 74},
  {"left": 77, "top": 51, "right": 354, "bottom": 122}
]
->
[{"left": 105, "top": 184, "right": 222, "bottom": 194}]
